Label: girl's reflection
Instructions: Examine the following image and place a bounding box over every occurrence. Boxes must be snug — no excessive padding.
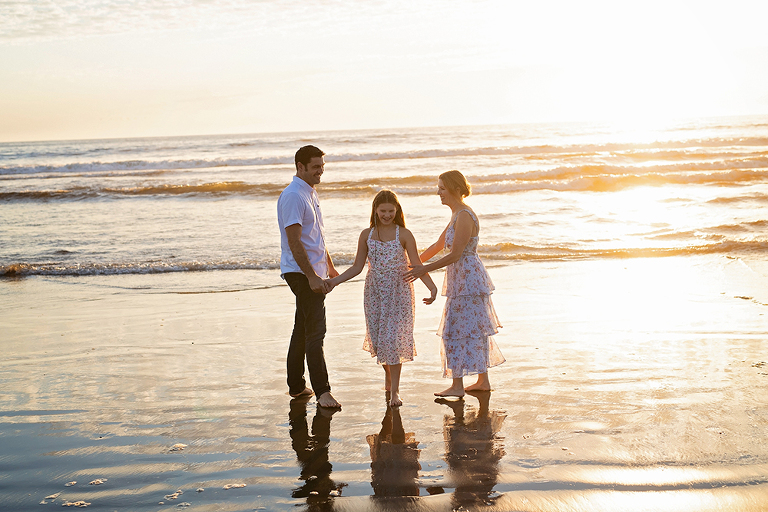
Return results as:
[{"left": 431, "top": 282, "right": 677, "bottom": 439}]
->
[
  {"left": 289, "top": 395, "right": 345, "bottom": 506},
  {"left": 367, "top": 392, "right": 421, "bottom": 497},
  {"left": 435, "top": 391, "right": 506, "bottom": 507}
]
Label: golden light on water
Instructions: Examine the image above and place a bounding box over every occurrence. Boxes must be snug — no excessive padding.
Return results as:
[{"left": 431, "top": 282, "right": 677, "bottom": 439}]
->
[
  {"left": 571, "top": 186, "right": 699, "bottom": 254},
  {"left": 557, "top": 257, "right": 706, "bottom": 337}
]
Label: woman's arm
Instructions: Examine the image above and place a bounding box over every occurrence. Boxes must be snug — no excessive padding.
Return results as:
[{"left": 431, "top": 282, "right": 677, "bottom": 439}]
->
[
  {"left": 328, "top": 229, "right": 369, "bottom": 287},
  {"left": 419, "top": 227, "right": 447, "bottom": 262},
  {"left": 402, "top": 229, "right": 438, "bottom": 304},
  {"left": 404, "top": 211, "right": 474, "bottom": 282}
]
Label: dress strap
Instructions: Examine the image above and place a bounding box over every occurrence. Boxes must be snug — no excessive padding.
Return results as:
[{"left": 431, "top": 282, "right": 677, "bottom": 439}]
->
[
  {"left": 367, "top": 227, "right": 376, "bottom": 267},
  {"left": 395, "top": 225, "right": 400, "bottom": 241},
  {"left": 453, "top": 208, "right": 479, "bottom": 231}
]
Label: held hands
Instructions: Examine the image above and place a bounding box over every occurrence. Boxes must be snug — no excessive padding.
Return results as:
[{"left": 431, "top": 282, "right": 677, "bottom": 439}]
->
[
  {"left": 309, "top": 275, "right": 334, "bottom": 294},
  {"left": 321, "top": 264, "right": 340, "bottom": 293}
]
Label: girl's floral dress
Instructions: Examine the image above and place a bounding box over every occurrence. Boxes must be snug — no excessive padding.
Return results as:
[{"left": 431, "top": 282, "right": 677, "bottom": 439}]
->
[
  {"left": 363, "top": 225, "right": 416, "bottom": 365},
  {"left": 438, "top": 209, "right": 505, "bottom": 378}
]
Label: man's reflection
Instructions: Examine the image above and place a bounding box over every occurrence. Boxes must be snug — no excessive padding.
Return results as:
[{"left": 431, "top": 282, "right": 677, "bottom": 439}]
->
[
  {"left": 367, "top": 392, "right": 421, "bottom": 497},
  {"left": 435, "top": 391, "right": 505, "bottom": 507},
  {"left": 289, "top": 395, "right": 345, "bottom": 508}
]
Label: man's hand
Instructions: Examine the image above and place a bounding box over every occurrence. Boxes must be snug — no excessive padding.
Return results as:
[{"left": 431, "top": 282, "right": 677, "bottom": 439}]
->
[{"left": 308, "top": 274, "right": 328, "bottom": 294}]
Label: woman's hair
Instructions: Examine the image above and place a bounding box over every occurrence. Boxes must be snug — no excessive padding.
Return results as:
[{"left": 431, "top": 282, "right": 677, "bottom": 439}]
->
[
  {"left": 370, "top": 189, "right": 406, "bottom": 228},
  {"left": 439, "top": 170, "right": 471, "bottom": 198}
]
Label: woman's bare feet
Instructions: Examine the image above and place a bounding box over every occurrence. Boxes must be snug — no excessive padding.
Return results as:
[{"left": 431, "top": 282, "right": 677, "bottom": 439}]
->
[
  {"left": 434, "top": 385, "right": 465, "bottom": 397},
  {"left": 464, "top": 382, "right": 491, "bottom": 392},
  {"left": 289, "top": 387, "right": 314, "bottom": 398},
  {"left": 435, "top": 377, "right": 465, "bottom": 397},
  {"left": 317, "top": 391, "right": 341, "bottom": 409},
  {"left": 464, "top": 373, "right": 491, "bottom": 392},
  {"left": 389, "top": 391, "right": 402, "bottom": 407}
]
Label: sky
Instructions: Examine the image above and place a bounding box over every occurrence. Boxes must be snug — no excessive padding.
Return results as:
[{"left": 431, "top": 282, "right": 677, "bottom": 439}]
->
[{"left": 1, "top": 0, "right": 768, "bottom": 142}]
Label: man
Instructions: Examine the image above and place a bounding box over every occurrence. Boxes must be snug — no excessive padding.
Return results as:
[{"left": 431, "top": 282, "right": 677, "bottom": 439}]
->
[{"left": 277, "top": 145, "right": 341, "bottom": 408}]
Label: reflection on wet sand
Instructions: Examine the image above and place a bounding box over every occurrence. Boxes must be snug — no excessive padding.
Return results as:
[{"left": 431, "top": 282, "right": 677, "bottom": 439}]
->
[
  {"left": 367, "top": 392, "right": 421, "bottom": 497},
  {"left": 436, "top": 391, "right": 506, "bottom": 508},
  {"left": 289, "top": 396, "right": 346, "bottom": 509}
]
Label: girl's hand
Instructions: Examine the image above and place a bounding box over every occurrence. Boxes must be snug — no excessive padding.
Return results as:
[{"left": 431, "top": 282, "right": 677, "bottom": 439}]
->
[
  {"left": 327, "top": 276, "right": 340, "bottom": 288},
  {"left": 423, "top": 285, "right": 437, "bottom": 305},
  {"left": 404, "top": 264, "right": 425, "bottom": 283}
]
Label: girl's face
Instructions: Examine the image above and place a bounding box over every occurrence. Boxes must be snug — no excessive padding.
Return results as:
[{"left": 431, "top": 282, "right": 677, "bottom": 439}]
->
[{"left": 375, "top": 203, "right": 398, "bottom": 225}]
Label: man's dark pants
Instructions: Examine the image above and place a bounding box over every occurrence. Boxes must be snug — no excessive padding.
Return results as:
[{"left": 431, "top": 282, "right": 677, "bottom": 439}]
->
[{"left": 284, "top": 272, "right": 331, "bottom": 397}]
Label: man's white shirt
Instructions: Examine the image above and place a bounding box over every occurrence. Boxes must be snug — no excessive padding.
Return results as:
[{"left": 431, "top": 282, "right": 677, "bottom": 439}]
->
[{"left": 277, "top": 176, "right": 329, "bottom": 279}]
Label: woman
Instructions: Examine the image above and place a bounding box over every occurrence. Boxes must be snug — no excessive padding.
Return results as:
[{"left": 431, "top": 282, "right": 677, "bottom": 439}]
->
[{"left": 405, "top": 170, "right": 505, "bottom": 397}]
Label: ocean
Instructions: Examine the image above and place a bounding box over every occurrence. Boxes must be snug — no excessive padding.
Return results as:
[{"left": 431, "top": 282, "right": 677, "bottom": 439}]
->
[
  {"left": 3, "top": 116, "right": 768, "bottom": 286},
  {"left": 2, "top": 118, "right": 768, "bottom": 511}
]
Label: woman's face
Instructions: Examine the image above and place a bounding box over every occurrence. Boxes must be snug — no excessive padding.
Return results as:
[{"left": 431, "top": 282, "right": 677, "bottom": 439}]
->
[
  {"left": 437, "top": 179, "right": 455, "bottom": 205},
  {"left": 375, "top": 203, "right": 397, "bottom": 225}
]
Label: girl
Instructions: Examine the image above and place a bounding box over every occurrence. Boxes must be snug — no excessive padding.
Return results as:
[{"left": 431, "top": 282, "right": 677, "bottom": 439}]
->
[
  {"left": 330, "top": 190, "right": 438, "bottom": 407},
  {"left": 404, "top": 170, "right": 505, "bottom": 397}
]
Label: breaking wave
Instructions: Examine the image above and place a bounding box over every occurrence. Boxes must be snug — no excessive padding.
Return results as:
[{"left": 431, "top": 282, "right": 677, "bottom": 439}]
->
[
  {"left": 4, "top": 164, "right": 768, "bottom": 202},
  {"left": 5, "top": 240, "right": 767, "bottom": 277},
  {"left": 3, "top": 138, "right": 768, "bottom": 176}
]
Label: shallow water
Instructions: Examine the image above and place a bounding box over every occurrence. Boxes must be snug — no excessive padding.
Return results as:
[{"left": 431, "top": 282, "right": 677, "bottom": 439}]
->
[{"left": 2, "top": 256, "right": 767, "bottom": 511}]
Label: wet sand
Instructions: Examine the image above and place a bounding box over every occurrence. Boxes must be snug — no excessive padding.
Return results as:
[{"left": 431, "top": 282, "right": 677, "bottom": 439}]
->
[{"left": 2, "top": 255, "right": 768, "bottom": 511}]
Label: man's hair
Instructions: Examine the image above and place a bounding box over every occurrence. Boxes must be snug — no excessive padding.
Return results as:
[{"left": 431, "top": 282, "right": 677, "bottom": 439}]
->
[{"left": 295, "top": 145, "right": 325, "bottom": 169}]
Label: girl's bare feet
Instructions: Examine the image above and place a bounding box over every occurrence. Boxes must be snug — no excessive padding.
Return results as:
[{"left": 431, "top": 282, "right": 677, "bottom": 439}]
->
[
  {"left": 385, "top": 364, "right": 402, "bottom": 403},
  {"left": 317, "top": 391, "right": 341, "bottom": 408}
]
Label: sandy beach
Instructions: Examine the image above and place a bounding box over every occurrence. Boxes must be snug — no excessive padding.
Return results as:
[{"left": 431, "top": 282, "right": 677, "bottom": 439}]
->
[{"left": 2, "top": 255, "right": 767, "bottom": 511}]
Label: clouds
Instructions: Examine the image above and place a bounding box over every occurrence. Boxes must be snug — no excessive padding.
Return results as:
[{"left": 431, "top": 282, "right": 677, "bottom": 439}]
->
[
  {"left": 0, "top": 0, "right": 274, "bottom": 42},
  {"left": 1, "top": 0, "right": 768, "bottom": 141}
]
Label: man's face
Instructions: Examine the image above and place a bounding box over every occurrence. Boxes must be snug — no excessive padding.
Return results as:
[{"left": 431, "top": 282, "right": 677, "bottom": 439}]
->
[{"left": 296, "top": 156, "right": 325, "bottom": 188}]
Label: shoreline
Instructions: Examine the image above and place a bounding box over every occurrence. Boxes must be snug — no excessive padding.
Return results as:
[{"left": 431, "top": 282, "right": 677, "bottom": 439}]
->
[{"left": 2, "top": 255, "right": 767, "bottom": 510}]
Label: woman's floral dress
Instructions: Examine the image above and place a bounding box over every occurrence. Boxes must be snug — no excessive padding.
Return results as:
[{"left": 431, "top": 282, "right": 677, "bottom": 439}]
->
[
  {"left": 438, "top": 209, "right": 504, "bottom": 378},
  {"left": 363, "top": 225, "right": 416, "bottom": 365}
]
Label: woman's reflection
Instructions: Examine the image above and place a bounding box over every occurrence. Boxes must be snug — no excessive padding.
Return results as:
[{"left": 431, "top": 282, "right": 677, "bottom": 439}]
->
[
  {"left": 289, "top": 395, "right": 345, "bottom": 507},
  {"left": 367, "top": 392, "right": 421, "bottom": 497},
  {"left": 435, "top": 391, "right": 505, "bottom": 507}
]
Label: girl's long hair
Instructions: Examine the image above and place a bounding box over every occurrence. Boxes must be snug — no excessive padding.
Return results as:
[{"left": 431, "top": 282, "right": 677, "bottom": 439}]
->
[{"left": 370, "top": 190, "right": 406, "bottom": 228}]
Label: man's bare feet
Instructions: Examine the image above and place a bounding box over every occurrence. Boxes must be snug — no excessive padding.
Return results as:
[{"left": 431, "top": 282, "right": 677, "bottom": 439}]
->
[
  {"left": 315, "top": 404, "right": 339, "bottom": 418},
  {"left": 317, "top": 391, "right": 341, "bottom": 408},
  {"left": 389, "top": 391, "right": 402, "bottom": 407},
  {"left": 434, "top": 385, "right": 465, "bottom": 398},
  {"left": 289, "top": 387, "right": 314, "bottom": 398}
]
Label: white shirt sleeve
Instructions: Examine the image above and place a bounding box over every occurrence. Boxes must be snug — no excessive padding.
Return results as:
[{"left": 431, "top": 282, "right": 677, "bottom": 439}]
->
[{"left": 279, "top": 191, "right": 305, "bottom": 229}]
